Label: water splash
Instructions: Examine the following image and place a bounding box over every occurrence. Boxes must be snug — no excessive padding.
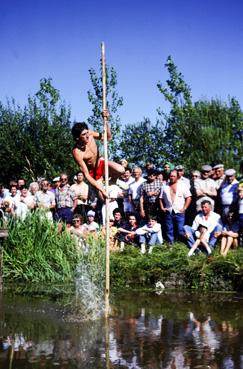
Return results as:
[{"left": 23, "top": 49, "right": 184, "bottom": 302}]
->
[{"left": 73, "top": 263, "right": 105, "bottom": 320}]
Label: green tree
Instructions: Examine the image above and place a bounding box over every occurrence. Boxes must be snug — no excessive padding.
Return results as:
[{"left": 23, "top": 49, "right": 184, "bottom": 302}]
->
[
  {"left": 0, "top": 78, "right": 76, "bottom": 185},
  {"left": 87, "top": 65, "right": 123, "bottom": 160},
  {"left": 119, "top": 118, "right": 166, "bottom": 169},
  {"left": 157, "top": 56, "right": 243, "bottom": 170}
]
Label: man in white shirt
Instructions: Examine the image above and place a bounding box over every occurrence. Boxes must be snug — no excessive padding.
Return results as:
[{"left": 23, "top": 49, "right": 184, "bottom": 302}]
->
[
  {"left": 194, "top": 165, "right": 217, "bottom": 212},
  {"left": 128, "top": 167, "right": 146, "bottom": 219},
  {"left": 219, "top": 169, "right": 239, "bottom": 223},
  {"left": 160, "top": 170, "right": 191, "bottom": 244},
  {"left": 184, "top": 200, "right": 222, "bottom": 250},
  {"left": 70, "top": 171, "right": 89, "bottom": 219}
]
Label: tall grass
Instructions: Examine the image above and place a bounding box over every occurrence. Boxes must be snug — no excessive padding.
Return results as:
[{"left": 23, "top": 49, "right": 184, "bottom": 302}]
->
[{"left": 3, "top": 214, "right": 80, "bottom": 283}]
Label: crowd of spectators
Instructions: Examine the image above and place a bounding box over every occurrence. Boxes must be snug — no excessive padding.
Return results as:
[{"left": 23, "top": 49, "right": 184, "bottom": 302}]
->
[{"left": 0, "top": 160, "right": 242, "bottom": 257}]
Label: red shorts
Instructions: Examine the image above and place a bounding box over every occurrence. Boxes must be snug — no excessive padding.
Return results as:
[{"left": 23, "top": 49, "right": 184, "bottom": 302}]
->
[{"left": 89, "top": 158, "right": 105, "bottom": 180}]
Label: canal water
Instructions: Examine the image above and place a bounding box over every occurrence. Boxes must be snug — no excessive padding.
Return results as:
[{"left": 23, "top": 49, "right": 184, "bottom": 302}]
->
[{"left": 0, "top": 290, "right": 243, "bottom": 368}]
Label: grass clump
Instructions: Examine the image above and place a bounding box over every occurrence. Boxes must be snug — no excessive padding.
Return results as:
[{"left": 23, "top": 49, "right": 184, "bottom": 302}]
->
[{"left": 3, "top": 214, "right": 81, "bottom": 283}]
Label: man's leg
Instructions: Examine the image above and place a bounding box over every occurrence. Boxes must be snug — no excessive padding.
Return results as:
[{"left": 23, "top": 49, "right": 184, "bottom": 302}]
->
[
  {"left": 175, "top": 212, "right": 185, "bottom": 241},
  {"left": 164, "top": 212, "right": 175, "bottom": 244},
  {"left": 209, "top": 225, "right": 222, "bottom": 249},
  {"left": 183, "top": 225, "right": 196, "bottom": 248}
]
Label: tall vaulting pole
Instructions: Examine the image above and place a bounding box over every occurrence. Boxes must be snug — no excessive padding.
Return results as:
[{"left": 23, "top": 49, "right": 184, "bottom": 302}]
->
[{"left": 101, "top": 42, "right": 110, "bottom": 319}]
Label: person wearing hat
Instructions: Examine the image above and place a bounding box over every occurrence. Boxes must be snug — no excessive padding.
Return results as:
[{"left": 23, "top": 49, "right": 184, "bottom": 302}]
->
[
  {"left": 219, "top": 169, "right": 239, "bottom": 223},
  {"left": 83, "top": 210, "right": 99, "bottom": 233},
  {"left": 140, "top": 168, "right": 161, "bottom": 220},
  {"left": 194, "top": 165, "right": 217, "bottom": 212},
  {"left": 175, "top": 165, "right": 190, "bottom": 189},
  {"left": 213, "top": 164, "right": 225, "bottom": 189}
]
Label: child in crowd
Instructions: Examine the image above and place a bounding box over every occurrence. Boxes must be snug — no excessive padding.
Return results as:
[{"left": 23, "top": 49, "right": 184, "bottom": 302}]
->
[
  {"left": 188, "top": 224, "right": 212, "bottom": 256},
  {"left": 134, "top": 215, "right": 163, "bottom": 254}
]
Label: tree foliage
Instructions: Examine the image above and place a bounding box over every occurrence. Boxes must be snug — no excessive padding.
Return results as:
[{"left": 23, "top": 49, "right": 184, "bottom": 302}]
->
[
  {"left": 157, "top": 56, "right": 243, "bottom": 170},
  {"left": 87, "top": 64, "right": 123, "bottom": 160},
  {"left": 0, "top": 78, "right": 75, "bottom": 185},
  {"left": 119, "top": 118, "right": 166, "bottom": 169}
]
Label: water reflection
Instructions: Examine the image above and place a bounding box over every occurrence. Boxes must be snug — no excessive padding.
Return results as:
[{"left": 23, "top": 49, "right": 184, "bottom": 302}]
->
[{"left": 0, "top": 292, "right": 243, "bottom": 368}]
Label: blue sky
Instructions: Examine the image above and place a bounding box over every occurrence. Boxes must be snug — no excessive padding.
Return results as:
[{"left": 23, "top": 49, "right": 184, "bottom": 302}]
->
[{"left": 1, "top": 0, "right": 243, "bottom": 126}]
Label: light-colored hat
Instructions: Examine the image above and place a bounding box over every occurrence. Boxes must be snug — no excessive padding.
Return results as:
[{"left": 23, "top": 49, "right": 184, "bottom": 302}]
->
[
  {"left": 201, "top": 165, "right": 212, "bottom": 172},
  {"left": 225, "top": 169, "right": 236, "bottom": 176},
  {"left": 175, "top": 165, "right": 184, "bottom": 170},
  {"left": 53, "top": 176, "right": 60, "bottom": 182},
  {"left": 213, "top": 164, "right": 224, "bottom": 170},
  {"left": 87, "top": 210, "right": 95, "bottom": 217}
]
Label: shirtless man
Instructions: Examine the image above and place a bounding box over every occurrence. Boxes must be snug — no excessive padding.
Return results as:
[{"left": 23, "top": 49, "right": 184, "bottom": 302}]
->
[{"left": 72, "top": 112, "right": 124, "bottom": 199}]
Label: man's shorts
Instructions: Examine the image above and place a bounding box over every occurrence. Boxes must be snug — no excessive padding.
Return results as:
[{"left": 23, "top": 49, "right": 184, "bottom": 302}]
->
[{"left": 89, "top": 158, "right": 105, "bottom": 180}]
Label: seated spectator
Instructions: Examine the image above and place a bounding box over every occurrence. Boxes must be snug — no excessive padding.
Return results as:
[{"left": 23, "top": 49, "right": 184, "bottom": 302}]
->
[
  {"left": 115, "top": 213, "right": 139, "bottom": 251},
  {"left": 68, "top": 214, "right": 87, "bottom": 252},
  {"left": 219, "top": 169, "right": 239, "bottom": 223},
  {"left": 188, "top": 224, "right": 212, "bottom": 257},
  {"left": 215, "top": 212, "right": 240, "bottom": 257},
  {"left": 0, "top": 199, "right": 15, "bottom": 223},
  {"left": 102, "top": 219, "right": 119, "bottom": 252},
  {"left": 34, "top": 179, "right": 56, "bottom": 222},
  {"left": 113, "top": 208, "right": 126, "bottom": 228},
  {"left": 134, "top": 215, "right": 163, "bottom": 254},
  {"left": 194, "top": 165, "right": 217, "bottom": 212},
  {"left": 184, "top": 200, "right": 222, "bottom": 252},
  {"left": 83, "top": 210, "right": 99, "bottom": 234}
]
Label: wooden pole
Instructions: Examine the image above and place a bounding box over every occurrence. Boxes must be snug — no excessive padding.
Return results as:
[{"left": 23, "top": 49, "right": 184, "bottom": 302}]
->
[{"left": 101, "top": 42, "right": 110, "bottom": 319}]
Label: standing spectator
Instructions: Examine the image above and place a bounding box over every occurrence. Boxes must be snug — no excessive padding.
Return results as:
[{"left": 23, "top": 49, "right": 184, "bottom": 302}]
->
[
  {"left": 160, "top": 170, "right": 191, "bottom": 244},
  {"left": 116, "top": 168, "right": 135, "bottom": 217},
  {"left": 213, "top": 164, "right": 225, "bottom": 190},
  {"left": 140, "top": 169, "right": 161, "bottom": 220},
  {"left": 29, "top": 182, "right": 39, "bottom": 197},
  {"left": 162, "top": 161, "right": 174, "bottom": 182},
  {"left": 15, "top": 185, "right": 34, "bottom": 220},
  {"left": 238, "top": 183, "right": 243, "bottom": 246},
  {"left": 175, "top": 165, "right": 190, "bottom": 189},
  {"left": 194, "top": 165, "right": 217, "bottom": 212},
  {"left": 184, "top": 200, "right": 222, "bottom": 251},
  {"left": 55, "top": 173, "right": 77, "bottom": 227},
  {"left": 35, "top": 179, "right": 56, "bottom": 222},
  {"left": 101, "top": 180, "right": 123, "bottom": 225},
  {"left": 70, "top": 171, "right": 89, "bottom": 219},
  {"left": 186, "top": 170, "right": 201, "bottom": 225},
  {"left": 128, "top": 167, "right": 146, "bottom": 221},
  {"left": 219, "top": 169, "right": 239, "bottom": 222}
]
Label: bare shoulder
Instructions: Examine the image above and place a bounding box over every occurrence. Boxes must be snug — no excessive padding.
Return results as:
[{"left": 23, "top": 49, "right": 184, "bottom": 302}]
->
[{"left": 72, "top": 147, "right": 84, "bottom": 162}]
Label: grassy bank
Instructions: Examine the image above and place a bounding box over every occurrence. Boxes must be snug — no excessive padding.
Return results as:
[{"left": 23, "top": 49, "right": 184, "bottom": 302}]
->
[
  {"left": 110, "top": 244, "right": 243, "bottom": 291},
  {"left": 1, "top": 216, "right": 243, "bottom": 292}
]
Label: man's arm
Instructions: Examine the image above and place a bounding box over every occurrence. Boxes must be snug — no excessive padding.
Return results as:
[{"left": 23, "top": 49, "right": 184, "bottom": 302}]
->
[{"left": 91, "top": 110, "right": 112, "bottom": 141}]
